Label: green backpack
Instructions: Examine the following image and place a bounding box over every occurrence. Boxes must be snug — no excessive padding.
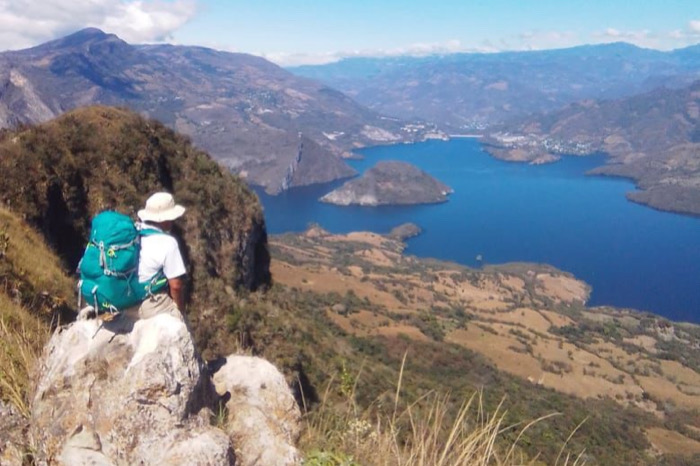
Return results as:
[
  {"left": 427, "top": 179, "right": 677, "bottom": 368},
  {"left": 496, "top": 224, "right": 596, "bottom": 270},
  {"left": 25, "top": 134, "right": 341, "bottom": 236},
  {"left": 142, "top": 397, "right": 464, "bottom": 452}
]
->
[{"left": 79, "top": 211, "right": 168, "bottom": 314}]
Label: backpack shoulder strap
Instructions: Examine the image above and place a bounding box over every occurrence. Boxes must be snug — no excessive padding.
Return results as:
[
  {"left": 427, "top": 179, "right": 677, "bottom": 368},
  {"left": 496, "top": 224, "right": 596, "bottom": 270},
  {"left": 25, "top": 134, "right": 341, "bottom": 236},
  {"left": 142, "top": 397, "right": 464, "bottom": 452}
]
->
[
  {"left": 137, "top": 224, "right": 171, "bottom": 237},
  {"left": 139, "top": 228, "right": 164, "bottom": 237},
  {"left": 135, "top": 225, "right": 172, "bottom": 296}
]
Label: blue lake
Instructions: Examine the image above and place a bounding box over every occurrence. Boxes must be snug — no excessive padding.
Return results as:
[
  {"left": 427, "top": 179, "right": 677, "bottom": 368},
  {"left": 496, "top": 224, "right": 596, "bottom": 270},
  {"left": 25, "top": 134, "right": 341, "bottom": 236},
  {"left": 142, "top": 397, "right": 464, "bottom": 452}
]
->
[{"left": 256, "top": 138, "right": 700, "bottom": 323}]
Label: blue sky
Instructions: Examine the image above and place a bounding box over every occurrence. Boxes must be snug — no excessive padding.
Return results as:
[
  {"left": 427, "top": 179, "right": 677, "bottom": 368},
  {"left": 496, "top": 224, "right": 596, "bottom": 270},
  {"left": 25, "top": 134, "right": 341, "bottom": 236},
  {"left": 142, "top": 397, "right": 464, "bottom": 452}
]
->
[{"left": 2, "top": 0, "right": 700, "bottom": 65}]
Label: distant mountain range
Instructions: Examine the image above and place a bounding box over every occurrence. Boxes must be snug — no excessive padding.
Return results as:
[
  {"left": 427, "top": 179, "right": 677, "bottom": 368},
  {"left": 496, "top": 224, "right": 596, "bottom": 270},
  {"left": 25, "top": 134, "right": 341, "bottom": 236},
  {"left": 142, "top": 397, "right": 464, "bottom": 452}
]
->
[
  {"left": 290, "top": 43, "right": 700, "bottom": 130},
  {"left": 0, "top": 28, "right": 437, "bottom": 193},
  {"left": 483, "top": 80, "right": 700, "bottom": 215},
  {"left": 5, "top": 30, "right": 699, "bottom": 212}
]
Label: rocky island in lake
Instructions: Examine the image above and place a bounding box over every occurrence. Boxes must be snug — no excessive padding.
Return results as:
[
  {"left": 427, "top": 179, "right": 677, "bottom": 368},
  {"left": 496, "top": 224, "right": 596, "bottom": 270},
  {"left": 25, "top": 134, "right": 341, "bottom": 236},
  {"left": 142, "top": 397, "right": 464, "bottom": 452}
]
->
[{"left": 320, "top": 160, "right": 452, "bottom": 206}]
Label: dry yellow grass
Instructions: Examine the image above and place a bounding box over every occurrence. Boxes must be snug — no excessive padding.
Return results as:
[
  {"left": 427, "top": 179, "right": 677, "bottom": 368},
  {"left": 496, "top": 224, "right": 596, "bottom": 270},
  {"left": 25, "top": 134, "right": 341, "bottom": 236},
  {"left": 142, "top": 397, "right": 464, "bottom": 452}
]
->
[
  {"left": 534, "top": 274, "right": 588, "bottom": 304},
  {"left": 646, "top": 428, "right": 700, "bottom": 456},
  {"left": 271, "top": 260, "right": 406, "bottom": 309},
  {"left": 623, "top": 335, "right": 658, "bottom": 353},
  {"left": 0, "top": 207, "right": 74, "bottom": 302},
  {"left": 637, "top": 376, "right": 700, "bottom": 410},
  {"left": 0, "top": 294, "right": 49, "bottom": 417},
  {"left": 301, "top": 356, "right": 587, "bottom": 466},
  {"left": 539, "top": 310, "right": 575, "bottom": 328},
  {"left": 327, "top": 310, "right": 393, "bottom": 337},
  {"left": 375, "top": 324, "right": 431, "bottom": 342},
  {"left": 0, "top": 207, "right": 72, "bottom": 416},
  {"left": 490, "top": 308, "right": 553, "bottom": 333},
  {"left": 271, "top": 230, "right": 700, "bottom": 417},
  {"left": 447, "top": 327, "right": 543, "bottom": 381}
]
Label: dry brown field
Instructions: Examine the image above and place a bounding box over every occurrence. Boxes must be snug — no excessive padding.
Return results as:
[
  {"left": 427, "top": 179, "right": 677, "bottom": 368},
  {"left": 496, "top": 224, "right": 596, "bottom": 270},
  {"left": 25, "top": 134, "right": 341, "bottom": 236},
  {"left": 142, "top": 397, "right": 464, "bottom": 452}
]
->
[{"left": 270, "top": 228, "right": 700, "bottom": 457}]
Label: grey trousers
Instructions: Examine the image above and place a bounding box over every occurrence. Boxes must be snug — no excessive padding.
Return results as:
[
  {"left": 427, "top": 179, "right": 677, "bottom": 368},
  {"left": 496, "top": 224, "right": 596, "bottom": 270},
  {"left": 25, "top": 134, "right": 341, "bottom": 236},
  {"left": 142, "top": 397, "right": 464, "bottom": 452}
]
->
[
  {"left": 106, "top": 293, "right": 183, "bottom": 332},
  {"left": 138, "top": 292, "right": 184, "bottom": 321}
]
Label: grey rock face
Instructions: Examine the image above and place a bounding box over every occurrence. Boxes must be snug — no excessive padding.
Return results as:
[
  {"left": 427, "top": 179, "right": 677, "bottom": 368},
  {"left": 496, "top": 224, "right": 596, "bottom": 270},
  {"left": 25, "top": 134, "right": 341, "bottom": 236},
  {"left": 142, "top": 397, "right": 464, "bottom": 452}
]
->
[
  {"left": 213, "top": 355, "right": 302, "bottom": 466},
  {"left": 0, "top": 401, "right": 27, "bottom": 465},
  {"left": 30, "top": 315, "right": 235, "bottom": 465}
]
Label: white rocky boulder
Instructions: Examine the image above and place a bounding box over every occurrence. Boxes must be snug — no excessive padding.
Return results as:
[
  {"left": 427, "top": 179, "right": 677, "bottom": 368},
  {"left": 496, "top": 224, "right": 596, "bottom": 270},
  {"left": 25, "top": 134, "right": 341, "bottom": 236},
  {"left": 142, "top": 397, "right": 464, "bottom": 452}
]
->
[
  {"left": 30, "top": 314, "right": 234, "bottom": 465},
  {"left": 213, "top": 355, "right": 302, "bottom": 466}
]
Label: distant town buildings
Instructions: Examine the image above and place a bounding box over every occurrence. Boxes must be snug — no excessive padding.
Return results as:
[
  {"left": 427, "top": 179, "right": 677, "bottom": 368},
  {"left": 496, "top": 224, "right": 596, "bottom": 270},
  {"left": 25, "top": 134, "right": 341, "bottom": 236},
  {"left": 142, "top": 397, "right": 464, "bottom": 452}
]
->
[{"left": 489, "top": 132, "right": 595, "bottom": 156}]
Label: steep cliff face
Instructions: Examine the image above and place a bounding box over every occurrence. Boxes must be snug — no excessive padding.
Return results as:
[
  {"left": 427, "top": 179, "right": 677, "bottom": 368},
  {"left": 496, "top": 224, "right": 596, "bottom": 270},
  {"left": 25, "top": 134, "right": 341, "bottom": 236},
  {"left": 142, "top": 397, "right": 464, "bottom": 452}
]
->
[{"left": 0, "top": 106, "right": 270, "bottom": 356}]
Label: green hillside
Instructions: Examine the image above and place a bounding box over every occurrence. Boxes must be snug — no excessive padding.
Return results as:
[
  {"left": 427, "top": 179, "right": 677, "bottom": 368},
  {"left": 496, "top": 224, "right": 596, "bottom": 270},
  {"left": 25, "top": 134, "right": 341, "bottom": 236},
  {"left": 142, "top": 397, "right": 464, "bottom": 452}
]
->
[{"left": 1, "top": 107, "right": 698, "bottom": 465}]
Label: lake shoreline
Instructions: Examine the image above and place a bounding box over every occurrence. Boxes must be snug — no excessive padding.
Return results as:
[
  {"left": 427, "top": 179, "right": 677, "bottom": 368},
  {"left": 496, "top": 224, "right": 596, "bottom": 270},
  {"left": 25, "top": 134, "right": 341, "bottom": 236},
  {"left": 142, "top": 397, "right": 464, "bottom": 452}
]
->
[{"left": 256, "top": 139, "right": 700, "bottom": 323}]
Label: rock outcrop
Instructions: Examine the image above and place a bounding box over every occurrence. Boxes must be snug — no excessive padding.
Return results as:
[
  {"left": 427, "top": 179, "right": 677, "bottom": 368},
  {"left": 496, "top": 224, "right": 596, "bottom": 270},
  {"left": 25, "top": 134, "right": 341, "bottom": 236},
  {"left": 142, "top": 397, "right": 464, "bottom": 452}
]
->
[
  {"left": 320, "top": 161, "right": 452, "bottom": 206},
  {"left": 30, "top": 314, "right": 233, "bottom": 465},
  {"left": 26, "top": 312, "right": 301, "bottom": 465},
  {"left": 214, "top": 356, "right": 302, "bottom": 466},
  {"left": 387, "top": 222, "right": 422, "bottom": 241}
]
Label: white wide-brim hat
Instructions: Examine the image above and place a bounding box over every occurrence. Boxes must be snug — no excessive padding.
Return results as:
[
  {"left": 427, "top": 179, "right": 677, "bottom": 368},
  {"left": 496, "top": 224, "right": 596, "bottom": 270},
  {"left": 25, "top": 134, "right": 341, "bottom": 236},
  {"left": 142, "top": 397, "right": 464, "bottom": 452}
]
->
[{"left": 138, "top": 192, "right": 186, "bottom": 222}]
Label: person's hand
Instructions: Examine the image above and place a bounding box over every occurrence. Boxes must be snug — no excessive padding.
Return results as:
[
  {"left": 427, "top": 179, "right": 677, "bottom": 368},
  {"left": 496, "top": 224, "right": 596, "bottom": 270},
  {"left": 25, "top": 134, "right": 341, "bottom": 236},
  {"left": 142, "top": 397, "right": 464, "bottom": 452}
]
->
[{"left": 77, "top": 305, "right": 96, "bottom": 320}]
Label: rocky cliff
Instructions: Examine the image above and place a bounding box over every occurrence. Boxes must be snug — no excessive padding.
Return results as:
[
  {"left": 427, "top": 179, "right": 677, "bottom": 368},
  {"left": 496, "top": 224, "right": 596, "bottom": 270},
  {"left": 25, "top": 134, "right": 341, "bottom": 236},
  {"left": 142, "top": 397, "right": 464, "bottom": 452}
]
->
[{"left": 320, "top": 161, "right": 452, "bottom": 206}]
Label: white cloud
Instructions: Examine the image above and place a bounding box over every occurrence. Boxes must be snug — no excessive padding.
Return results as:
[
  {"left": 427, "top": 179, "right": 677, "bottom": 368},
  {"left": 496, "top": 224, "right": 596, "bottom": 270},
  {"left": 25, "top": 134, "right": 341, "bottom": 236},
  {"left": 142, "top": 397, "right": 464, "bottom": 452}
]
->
[
  {"left": 655, "top": 20, "right": 700, "bottom": 48},
  {"left": 261, "top": 39, "right": 495, "bottom": 67},
  {"left": 0, "top": 0, "right": 198, "bottom": 51},
  {"left": 515, "top": 30, "right": 579, "bottom": 50},
  {"left": 690, "top": 20, "right": 700, "bottom": 34},
  {"left": 590, "top": 27, "right": 665, "bottom": 48},
  {"left": 261, "top": 51, "right": 343, "bottom": 67},
  {"left": 661, "top": 20, "right": 700, "bottom": 44},
  {"left": 591, "top": 21, "right": 700, "bottom": 50}
]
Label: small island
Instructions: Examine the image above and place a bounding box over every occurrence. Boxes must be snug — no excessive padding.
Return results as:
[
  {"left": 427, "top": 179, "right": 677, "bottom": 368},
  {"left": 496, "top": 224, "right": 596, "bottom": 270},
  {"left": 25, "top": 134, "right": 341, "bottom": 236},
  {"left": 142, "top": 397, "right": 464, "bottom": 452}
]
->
[
  {"left": 320, "top": 161, "right": 453, "bottom": 206},
  {"left": 387, "top": 222, "right": 422, "bottom": 241}
]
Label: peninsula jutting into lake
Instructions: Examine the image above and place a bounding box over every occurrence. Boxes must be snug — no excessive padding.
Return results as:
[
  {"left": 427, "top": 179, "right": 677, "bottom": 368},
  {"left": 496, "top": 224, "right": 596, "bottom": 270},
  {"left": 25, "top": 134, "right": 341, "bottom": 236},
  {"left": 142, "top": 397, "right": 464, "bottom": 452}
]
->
[{"left": 257, "top": 138, "right": 700, "bottom": 324}]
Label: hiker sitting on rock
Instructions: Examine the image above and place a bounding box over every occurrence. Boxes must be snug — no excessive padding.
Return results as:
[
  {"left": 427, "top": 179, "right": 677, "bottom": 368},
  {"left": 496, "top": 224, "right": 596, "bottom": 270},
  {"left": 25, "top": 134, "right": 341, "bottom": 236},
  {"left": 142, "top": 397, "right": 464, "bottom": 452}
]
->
[
  {"left": 78, "top": 192, "right": 187, "bottom": 322},
  {"left": 136, "top": 192, "right": 188, "bottom": 319}
]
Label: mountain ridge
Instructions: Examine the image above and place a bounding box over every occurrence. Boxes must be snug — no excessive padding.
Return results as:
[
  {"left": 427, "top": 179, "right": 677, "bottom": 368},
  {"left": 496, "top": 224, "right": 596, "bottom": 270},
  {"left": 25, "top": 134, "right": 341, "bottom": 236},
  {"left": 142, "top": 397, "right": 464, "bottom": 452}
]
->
[
  {"left": 0, "top": 28, "right": 437, "bottom": 194},
  {"left": 290, "top": 41, "right": 700, "bottom": 130}
]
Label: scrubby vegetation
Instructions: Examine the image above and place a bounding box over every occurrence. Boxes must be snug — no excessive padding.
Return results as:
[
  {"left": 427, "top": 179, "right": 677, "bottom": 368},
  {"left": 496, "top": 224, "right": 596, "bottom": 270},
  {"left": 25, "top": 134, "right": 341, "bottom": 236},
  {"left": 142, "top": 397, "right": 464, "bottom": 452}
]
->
[
  {"left": 0, "top": 207, "right": 73, "bottom": 414},
  {"left": 266, "top": 230, "right": 700, "bottom": 464},
  {"left": 0, "top": 106, "right": 270, "bottom": 360},
  {"left": 1, "top": 108, "right": 698, "bottom": 465},
  {"left": 302, "top": 357, "right": 586, "bottom": 466}
]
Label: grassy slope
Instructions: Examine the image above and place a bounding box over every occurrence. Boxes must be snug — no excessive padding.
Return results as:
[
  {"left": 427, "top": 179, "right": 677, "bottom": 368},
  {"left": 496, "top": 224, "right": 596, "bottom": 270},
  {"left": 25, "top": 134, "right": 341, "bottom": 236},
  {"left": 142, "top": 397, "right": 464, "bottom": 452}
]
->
[
  {"left": 263, "top": 229, "right": 700, "bottom": 465},
  {"left": 2, "top": 109, "right": 699, "bottom": 464},
  {"left": 0, "top": 207, "right": 74, "bottom": 415}
]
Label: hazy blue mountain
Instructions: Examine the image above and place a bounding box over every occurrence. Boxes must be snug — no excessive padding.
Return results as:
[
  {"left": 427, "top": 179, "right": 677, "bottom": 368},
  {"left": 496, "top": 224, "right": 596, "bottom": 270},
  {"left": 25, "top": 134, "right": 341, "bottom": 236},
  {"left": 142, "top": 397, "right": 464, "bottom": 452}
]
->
[
  {"left": 290, "top": 43, "right": 700, "bottom": 130},
  {"left": 0, "top": 28, "right": 434, "bottom": 193}
]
